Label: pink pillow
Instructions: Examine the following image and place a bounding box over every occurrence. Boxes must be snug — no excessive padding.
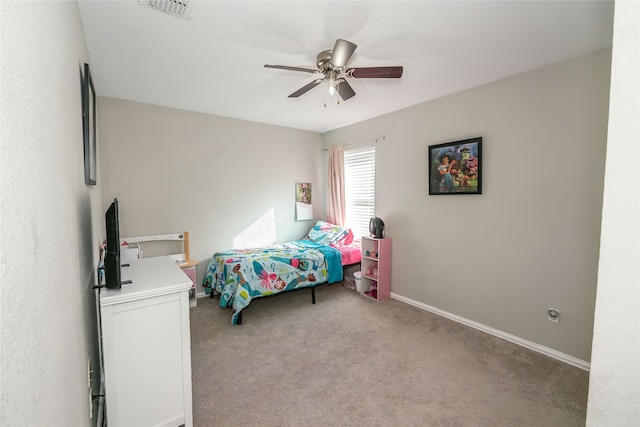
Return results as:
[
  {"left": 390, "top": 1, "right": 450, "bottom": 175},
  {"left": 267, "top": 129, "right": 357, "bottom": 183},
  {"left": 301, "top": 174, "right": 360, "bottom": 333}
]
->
[
  {"left": 341, "top": 229, "right": 354, "bottom": 245},
  {"left": 332, "top": 229, "right": 354, "bottom": 246}
]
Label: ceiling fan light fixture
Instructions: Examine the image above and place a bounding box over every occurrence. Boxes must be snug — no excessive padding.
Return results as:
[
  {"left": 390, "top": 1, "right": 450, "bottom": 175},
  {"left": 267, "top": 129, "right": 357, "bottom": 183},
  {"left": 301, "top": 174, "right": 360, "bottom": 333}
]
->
[
  {"left": 138, "top": 0, "right": 194, "bottom": 19},
  {"left": 327, "top": 69, "right": 339, "bottom": 96}
]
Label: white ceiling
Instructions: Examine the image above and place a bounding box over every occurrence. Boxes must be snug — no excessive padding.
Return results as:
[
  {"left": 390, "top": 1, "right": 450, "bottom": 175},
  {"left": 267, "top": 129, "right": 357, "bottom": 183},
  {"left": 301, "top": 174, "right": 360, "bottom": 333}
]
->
[{"left": 77, "top": 1, "right": 614, "bottom": 133}]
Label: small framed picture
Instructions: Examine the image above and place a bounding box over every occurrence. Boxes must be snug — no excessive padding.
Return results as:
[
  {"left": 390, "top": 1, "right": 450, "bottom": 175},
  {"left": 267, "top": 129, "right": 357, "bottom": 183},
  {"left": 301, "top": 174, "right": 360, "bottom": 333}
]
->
[
  {"left": 82, "top": 63, "right": 97, "bottom": 185},
  {"left": 428, "top": 137, "right": 482, "bottom": 195}
]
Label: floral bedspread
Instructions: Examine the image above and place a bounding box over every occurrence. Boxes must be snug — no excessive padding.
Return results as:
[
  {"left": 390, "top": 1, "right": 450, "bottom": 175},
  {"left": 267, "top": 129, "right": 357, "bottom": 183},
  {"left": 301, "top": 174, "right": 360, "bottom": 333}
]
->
[{"left": 203, "top": 240, "right": 343, "bottom": 324}]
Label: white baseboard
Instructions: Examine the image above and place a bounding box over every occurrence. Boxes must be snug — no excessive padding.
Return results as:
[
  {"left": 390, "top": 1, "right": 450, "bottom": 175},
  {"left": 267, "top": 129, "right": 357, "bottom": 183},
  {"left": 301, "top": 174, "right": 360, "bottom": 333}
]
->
[{"left": 390, "top": 292, "right": 590, "bottom": 371}]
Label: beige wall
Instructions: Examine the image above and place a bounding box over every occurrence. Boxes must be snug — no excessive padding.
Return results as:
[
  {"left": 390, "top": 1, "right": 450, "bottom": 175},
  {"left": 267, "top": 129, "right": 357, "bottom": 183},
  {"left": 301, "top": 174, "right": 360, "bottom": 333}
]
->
[
  {"left": 98, "top": 98, "right": 324, "bottom": 294},
  {"left": 1, "top": 1, "right": 103, "bottom": 425},
  {"left": 322, "top": 49, "right": 611, "bottom": 363}
]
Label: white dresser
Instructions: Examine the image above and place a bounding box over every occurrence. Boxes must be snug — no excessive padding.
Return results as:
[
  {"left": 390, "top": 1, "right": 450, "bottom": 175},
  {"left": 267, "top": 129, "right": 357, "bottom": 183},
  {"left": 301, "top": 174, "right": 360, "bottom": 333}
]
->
[{"left": 100, "top": 256, "right": 193, "bottom": 427}]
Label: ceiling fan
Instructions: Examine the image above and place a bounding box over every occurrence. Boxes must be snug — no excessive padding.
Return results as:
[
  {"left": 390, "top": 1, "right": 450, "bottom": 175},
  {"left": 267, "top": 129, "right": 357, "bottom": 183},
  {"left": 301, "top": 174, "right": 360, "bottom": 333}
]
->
[{"left": 264, "top": 39, "right": 403, "bottom": 102}]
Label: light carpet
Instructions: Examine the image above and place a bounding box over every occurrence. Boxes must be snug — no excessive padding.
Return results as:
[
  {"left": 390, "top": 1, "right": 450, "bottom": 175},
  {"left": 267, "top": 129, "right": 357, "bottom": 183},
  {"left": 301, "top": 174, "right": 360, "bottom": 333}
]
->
[{"left": 189, "top": 283, "right": 588, "bottom": 426}]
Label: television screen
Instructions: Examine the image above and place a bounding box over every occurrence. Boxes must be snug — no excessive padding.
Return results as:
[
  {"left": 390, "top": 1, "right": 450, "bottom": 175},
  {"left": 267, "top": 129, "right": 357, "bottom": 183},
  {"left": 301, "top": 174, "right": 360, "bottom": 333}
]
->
[{"left": 104, "top": 198, "right": 121, "bottom": 289}]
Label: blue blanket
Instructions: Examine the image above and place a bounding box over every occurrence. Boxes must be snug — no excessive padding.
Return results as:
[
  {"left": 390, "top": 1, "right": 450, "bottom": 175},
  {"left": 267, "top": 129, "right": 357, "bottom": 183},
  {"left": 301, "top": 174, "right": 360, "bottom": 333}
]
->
[{"left": 203, "top": 240, "right": 343, "bottom": 324}]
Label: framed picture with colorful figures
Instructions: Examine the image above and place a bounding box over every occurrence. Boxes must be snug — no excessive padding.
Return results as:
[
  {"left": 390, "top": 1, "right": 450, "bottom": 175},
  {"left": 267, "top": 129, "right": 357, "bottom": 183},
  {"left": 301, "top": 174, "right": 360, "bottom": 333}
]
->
[{"left": 428, "top": 137, "right": 482, "bottom": 195}]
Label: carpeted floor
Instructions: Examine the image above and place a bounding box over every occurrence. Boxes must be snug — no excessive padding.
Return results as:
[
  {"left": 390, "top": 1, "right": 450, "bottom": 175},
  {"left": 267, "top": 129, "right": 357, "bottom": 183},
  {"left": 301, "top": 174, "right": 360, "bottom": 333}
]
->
[{"left": 189, "top": 283, "right": 589, "bottom": 426}]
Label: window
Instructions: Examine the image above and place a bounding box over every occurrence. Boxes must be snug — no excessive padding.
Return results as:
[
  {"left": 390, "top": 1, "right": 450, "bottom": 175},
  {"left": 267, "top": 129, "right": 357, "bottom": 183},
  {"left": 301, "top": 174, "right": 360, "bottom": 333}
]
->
[{"left": 344, "top": 145, "right": 375, "bottom": 240}]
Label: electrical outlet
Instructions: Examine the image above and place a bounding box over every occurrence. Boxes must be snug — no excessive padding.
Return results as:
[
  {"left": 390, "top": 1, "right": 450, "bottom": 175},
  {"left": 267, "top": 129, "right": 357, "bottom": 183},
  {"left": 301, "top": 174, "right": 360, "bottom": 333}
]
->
[{"left": 548, "top": 308, "right": 560, "bottom": 323}]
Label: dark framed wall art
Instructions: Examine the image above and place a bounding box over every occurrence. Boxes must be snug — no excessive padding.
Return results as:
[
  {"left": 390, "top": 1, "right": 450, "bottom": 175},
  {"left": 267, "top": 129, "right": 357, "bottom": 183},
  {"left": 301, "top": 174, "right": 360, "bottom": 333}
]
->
[
  {"left": 82, "top": 63, "right": 97, "bottom": 185},
  {"left": 428, "top": 137, "right": 482, "bottom": 195}
]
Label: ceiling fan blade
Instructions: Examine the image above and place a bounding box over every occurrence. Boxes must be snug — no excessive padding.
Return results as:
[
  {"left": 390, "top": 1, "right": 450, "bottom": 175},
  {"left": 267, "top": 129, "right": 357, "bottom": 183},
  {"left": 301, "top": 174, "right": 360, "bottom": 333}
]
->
[
  {"left": 288, "top": 79, "right": 324, "bottom": 98},
  {"left": 348, "top": 66, "right": 403, "bottom": 78},
  {"left": 330, "top": 39, "right": 357, "bottom": 68},
  {"left": 336, "top": 79, "right": 356, "bottom": 101},
  {"left": 264, "top": 64, "right": 320, "bottom": 74}
]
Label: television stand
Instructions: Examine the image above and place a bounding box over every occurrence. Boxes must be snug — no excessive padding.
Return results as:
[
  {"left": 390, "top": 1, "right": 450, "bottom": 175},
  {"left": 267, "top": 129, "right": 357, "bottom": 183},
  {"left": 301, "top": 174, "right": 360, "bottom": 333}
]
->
[{"left": 99, "top": 256, "right": 193, "bottom": 426}]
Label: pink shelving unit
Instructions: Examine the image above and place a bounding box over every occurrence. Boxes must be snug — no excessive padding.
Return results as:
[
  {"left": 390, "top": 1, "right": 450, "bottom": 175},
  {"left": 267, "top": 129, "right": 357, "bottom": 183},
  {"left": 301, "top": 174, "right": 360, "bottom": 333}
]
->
[{"left": 360, "top": 236, "right": 391, "bottom": 301}]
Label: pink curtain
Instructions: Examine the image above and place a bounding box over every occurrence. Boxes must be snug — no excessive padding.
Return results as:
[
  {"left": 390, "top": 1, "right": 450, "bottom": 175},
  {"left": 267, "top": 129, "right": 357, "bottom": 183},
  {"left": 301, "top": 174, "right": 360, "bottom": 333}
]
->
[{"left": 327, "top": 145, "right": 346, "bottom": 226}]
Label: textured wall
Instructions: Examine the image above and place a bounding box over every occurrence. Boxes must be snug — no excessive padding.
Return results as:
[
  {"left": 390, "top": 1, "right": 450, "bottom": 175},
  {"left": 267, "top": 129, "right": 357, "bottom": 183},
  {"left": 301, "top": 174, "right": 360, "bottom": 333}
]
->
[
  {"left": 0, "top": 2, "right": 102, "bottom": 425},
  {"left": 587, "top": 1, "right": 640, "bottom": 424}
]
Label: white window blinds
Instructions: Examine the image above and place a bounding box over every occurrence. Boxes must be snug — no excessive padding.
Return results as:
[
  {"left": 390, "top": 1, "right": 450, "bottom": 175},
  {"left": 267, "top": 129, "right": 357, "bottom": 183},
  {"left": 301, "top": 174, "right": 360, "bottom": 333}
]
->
[{"left": 344, "top": 145, "right": 376, "bottom": 240}]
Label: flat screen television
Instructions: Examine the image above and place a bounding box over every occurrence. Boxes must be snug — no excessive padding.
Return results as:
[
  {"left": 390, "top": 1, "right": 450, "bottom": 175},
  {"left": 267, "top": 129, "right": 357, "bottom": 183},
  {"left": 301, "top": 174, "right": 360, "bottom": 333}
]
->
[{"left": 104, "top": 198, "right": 121, "bottom": 289}]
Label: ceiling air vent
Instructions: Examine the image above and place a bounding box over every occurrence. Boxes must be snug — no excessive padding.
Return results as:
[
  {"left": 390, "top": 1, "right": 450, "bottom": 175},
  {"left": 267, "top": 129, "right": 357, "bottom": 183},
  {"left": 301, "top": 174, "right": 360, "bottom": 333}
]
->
[{"left": 138, "top": 0, "right": 194, "bottom": 20}]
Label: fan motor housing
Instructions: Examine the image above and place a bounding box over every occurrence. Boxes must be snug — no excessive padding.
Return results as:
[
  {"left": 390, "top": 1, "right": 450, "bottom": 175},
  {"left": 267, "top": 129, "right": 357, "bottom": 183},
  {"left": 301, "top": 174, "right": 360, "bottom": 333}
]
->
[{"left": 316, "top": 49, "right": 333, "bottom": 71}]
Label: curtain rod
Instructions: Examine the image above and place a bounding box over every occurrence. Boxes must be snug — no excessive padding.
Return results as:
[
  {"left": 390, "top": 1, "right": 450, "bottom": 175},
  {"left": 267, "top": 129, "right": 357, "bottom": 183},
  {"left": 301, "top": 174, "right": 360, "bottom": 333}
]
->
[{"left": 321, "top": 134, "right": 386, "bottom": 151}]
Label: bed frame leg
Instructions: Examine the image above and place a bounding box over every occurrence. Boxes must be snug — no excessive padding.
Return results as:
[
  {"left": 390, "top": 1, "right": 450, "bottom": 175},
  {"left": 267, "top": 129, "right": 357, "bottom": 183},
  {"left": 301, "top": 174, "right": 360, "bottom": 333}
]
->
[
  {"left": 311, "top": 287, "right": 316, "bottom": 304},
  {"left": 237, "top": 311, "right": 242, "bottom": 325}
]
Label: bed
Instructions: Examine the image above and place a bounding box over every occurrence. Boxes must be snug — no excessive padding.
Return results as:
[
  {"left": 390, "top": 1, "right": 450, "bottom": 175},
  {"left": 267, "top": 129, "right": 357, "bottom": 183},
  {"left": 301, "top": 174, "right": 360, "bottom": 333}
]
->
[{"left": 203, "top": 221, "right": 360, "bottom": 324}]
